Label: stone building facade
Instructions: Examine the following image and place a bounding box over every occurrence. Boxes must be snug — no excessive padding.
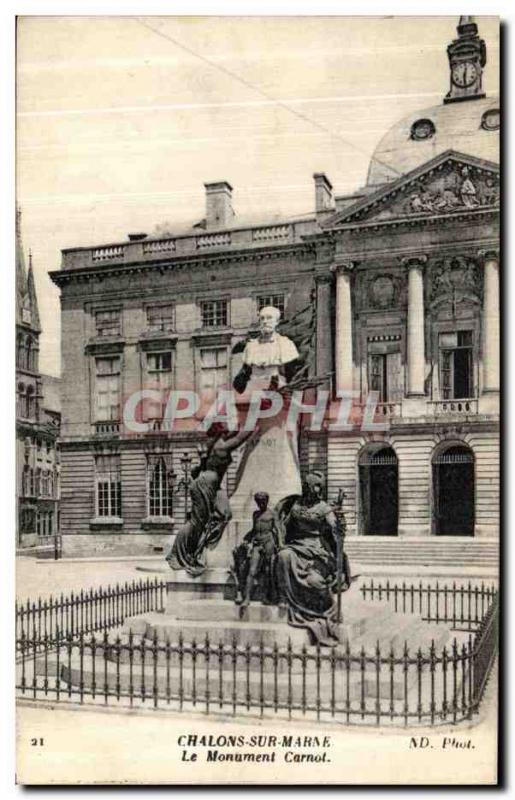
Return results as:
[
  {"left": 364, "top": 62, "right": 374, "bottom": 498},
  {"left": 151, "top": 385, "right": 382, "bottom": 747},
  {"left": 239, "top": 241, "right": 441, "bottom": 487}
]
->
[
  {"left": 16, "top": 212, "right": 61, "bottom": 549},
  {"left": 50, "top": 18, "right": 499, "bottom": 567}
]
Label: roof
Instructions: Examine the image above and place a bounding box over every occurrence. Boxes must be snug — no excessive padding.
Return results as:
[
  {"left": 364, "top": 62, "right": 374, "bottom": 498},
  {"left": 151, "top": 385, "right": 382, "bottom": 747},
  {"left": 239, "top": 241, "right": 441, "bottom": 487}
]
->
[{"left": 367, "top": 95, "right": 500, "bottom": 186}]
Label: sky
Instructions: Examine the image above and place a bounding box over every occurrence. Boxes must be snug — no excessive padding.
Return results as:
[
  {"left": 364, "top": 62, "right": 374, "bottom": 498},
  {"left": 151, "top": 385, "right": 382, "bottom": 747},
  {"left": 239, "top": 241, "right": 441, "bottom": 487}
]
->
[{"left": 16, "top": 15, "right": 500, "bottom": 377}]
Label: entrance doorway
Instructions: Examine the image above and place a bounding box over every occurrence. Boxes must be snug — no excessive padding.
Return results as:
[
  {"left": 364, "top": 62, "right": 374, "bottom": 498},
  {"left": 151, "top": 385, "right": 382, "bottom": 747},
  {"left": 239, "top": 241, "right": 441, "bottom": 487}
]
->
[
  {"left": 432, "top": 445, "right": 474, "bottom": 536},
  {"left": 359, "top": 446, "right": 398, "bottom": 536}
]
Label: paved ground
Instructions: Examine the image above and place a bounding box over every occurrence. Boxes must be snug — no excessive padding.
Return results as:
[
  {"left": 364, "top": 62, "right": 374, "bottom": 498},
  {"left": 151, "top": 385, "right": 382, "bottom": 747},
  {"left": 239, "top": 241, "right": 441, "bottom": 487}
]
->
[
  {"left": 16, "top": 554, "right": 497, "bottom": 604},
  {"left": 16, "top": 557, "right": 167, "bottom": 602}
]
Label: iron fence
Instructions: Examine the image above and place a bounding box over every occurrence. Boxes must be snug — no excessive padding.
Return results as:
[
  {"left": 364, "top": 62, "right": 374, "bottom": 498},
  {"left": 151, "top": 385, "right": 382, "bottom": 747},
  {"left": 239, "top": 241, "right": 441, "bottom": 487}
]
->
[
  {"left": 15, "top": 578, "right": 498, "bottom": 725},
  {"left": 16, "top": 577, "right": 165, "bottom": 654},
  {"left": 16, "top": 597, "right": 498, "bottom": 726},
  {"left": 361, "top": 579, "right": 497, "bottom": 631}
]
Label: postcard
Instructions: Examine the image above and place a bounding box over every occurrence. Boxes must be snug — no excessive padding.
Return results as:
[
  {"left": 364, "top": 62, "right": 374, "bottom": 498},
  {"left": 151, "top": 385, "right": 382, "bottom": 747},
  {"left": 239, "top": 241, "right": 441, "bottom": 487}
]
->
[{"left": 15, "top": 14, "right": 499, "bottom": 785}]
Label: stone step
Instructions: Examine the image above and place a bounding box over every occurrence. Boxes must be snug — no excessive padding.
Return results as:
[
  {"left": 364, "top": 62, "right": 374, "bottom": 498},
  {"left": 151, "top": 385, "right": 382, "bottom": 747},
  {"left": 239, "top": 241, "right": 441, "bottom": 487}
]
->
[
  {"left": 357, "top": 616, "right": 451, "bottom": 656},
  {"left": 168, "top": 599, "right": 288, "bottom": 624},
  {"left": 44, "top": 651, "right": 423, "bottom": 702},
  {"left": 121, "top": 612, "right": 309, "bottom": 648}
]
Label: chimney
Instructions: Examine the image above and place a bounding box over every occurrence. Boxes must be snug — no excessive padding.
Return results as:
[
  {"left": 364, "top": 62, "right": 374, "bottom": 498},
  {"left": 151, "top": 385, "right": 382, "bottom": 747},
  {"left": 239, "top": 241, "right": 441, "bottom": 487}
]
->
[
  {"left": 313, "top": 173, "right": 334, "bottom": 213},
  {"left": 204, "top": 181, "right": 235, "bottom": 229}
]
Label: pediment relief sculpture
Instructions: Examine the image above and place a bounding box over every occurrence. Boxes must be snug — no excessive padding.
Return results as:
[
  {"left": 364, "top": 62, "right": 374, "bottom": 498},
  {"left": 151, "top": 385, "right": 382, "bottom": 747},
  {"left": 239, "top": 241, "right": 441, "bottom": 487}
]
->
[{"left": 327, "top": 152, "right": 499, "bottom": 228}]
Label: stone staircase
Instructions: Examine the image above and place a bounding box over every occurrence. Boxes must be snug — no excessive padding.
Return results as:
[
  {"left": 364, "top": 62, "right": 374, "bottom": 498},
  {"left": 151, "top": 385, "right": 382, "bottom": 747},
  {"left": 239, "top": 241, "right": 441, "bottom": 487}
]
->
[{"left": 345, "top": 537, "right": 499, "bottom": 570}]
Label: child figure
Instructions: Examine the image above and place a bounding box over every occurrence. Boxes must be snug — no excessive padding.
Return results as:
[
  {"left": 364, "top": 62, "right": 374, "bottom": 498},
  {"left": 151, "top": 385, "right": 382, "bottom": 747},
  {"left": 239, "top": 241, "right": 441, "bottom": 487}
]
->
[{"left": 232, "top": 492, "right": 282, "bottom": 607}]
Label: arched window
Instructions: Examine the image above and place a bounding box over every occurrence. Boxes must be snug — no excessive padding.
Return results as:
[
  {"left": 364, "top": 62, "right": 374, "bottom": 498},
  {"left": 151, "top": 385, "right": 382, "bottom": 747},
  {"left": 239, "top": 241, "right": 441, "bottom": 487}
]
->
[{"left": 26, "top": 337, "right": 33, "bottom": 371}]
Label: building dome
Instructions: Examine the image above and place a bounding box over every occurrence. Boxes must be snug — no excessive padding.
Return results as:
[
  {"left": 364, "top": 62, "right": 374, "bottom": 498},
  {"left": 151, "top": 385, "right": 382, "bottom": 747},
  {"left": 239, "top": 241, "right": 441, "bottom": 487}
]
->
[
  {"left": 367, "top": 17, "right": 499, "bottom": 186},
  {"left": 367, "top": 96, "right": 500, "bottom": 186}
]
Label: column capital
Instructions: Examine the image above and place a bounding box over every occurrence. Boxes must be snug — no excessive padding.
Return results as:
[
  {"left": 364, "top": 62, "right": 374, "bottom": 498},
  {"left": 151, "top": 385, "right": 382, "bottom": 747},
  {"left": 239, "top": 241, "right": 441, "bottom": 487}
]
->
[
  {"left": 401, "top": 254, "right": 428, "bottom": 270},
  {"left": 478, "top": 248, "right": 499, "bottom": 263},
  {"left": 331, "top": 259, "right": 355, "bottom": 275}
]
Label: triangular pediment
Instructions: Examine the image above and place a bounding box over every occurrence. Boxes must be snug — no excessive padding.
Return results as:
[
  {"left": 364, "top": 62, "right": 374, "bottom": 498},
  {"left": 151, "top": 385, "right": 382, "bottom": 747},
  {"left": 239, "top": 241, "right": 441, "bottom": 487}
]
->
[{"left": 326, "top": 150, "right": 499, "bottom": 228}]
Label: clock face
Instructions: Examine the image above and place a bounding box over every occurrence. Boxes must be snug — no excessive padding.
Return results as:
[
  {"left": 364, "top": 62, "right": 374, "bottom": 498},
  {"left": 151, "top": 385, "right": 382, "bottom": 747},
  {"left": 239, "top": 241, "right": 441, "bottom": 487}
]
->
[{"left": 452, "top": 61, "right": 478, "bottom": 88}]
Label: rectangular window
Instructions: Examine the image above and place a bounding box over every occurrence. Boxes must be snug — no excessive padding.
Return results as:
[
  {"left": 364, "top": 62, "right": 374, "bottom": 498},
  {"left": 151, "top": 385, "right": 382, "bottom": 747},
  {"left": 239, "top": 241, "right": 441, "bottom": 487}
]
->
[
  {"left": 200, "top": 299, "right": 228, "bottom": 328},
  {"left": 257, "top": 293, "right": 285, "bottom": 317},
  {"left": 147, "top": 456, "right": 174, "bottom": 517},
  {"left": 146, "top": 351, "right": 172, "bottom": 420},
  {"left": 95, "top": 454, "right": 122, "bottom": 518},
  {"left": 367, "top": 350, "right": 402, "bottom": 402},
  {"left": 146, "top": 304, "right": 175, "bottom": 333},
  {"left": 95, "top": 309, "right": 120, "bottom": 337},
  {"left": 95, "top": 356, "right": 121, "bottom": 421},
  {"left": 199, "top": 347, "right": 228, "bottom": 395},
  {"left": 439, "top": 331, "right": 473, "bottom": 399},
  {"left": 37, "top": 511, "right": 54, "bottom": 537}
]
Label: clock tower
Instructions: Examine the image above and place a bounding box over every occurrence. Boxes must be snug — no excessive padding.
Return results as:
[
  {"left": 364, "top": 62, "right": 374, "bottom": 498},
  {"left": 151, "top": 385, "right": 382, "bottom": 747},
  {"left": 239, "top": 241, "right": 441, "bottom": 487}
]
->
[{"left": 444, "top": 16, "right": 487, "bottom": 104}]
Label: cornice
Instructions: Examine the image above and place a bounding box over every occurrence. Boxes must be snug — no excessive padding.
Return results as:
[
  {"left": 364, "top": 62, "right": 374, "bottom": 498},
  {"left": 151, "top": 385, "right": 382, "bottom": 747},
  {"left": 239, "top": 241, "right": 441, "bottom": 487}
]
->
[
  {"left": 191, "top": 330, "right": 233, "bottom": 347},
  {"left": 49, "top": 241, "right": 316, "bottom": 288},
  {"left": 85, "top": 338, "right": 125, "bottom": 356},
  {"left": 138, "top": 335, "right": 178, "bottom": 352},
  {"left": 338, "top": 239, "right": 499, "bottom": 264},
  {"left": 332, "top": 207, "right": 499, "bottom": 236},
  {"left": 59, "top": 430, "right": 210, "bottom": 451}
]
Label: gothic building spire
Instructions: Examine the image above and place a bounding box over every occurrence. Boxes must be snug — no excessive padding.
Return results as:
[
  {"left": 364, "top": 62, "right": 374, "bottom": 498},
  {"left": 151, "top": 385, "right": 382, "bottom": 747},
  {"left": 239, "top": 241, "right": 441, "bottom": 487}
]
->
[
  {"left": 16, "top": 207, "right": 41, "bottom": 332},
  {"left": 26, "top": 250, "right": 41, "bottom": 333}
]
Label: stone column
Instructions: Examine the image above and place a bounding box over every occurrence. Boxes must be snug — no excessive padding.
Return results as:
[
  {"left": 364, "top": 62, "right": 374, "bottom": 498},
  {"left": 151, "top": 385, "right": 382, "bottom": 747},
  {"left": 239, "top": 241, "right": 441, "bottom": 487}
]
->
[
  {"left": 479, "top": 249, "right": 500, "bottom": 394},
  {"left": 315, "top": 273, "right": 333, "bottom": 383},
  {"left": 332, "top": 261, "right": 354, "bottom": 394},
  {"left": 404, "top": 256, "right": 427, "bottom": 396}
]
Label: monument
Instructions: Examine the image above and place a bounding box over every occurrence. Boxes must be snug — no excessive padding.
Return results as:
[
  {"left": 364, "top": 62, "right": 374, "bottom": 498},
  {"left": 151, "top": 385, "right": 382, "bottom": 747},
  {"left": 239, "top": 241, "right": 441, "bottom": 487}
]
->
[{"left": 229, "top": 304, "right": 303, "bottom": 529}]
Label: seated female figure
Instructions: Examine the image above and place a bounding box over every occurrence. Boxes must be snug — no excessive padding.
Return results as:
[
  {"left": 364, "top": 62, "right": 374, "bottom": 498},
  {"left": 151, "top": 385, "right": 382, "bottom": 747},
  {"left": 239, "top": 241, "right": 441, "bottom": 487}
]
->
[{"left": 276, "top": 473, "right": 346, "bottom": 646}]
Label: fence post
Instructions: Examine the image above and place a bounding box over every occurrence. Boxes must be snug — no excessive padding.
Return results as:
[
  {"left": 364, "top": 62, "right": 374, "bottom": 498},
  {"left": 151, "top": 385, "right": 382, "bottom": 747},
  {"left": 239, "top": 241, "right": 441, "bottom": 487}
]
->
[
  {"left": 429, "top": 640, "right": 436, "bottom": 725},
  {"left": 152, "top": 629, "right": 159, "bottom": 709},
  {"left": 389, "top": 644, "right": 395, "bottom": 722},
  {"left": 467, "top": 636, "right": 474, "bottom": 719},
  {"left": 360, "top": 645, "right": 366, "bottom": 720},
  {"left": 79, "top": 630, "right": 84, "bottom": 704},
  {"left": 166, "top": 635, "right": 172, "bottom": 708},
  {"left": 102, "top": 629, "right": 109, "bottom": 705},
  {"left": 441, "top": 645, "right": 448, "bottom": 721},
  {"left": 231, "top": 634, "right": 238, "bottom": 716},
  {"left": 452, "top": 638, "right": 458, "bottom": 724},
  {"left": 416, "top": 647, "right": 423, "bottom": 722},
  {"left": 43, "top": 633, "right": 49, "bottom": 697},
  {"left": 55, "top": 625, "right": 61, "bottom": 702},
  {"left": 403, "top": 642, "right": 409, "bottom": 726},
  {"left": 191, "top": 636, "right": 198, "bottom": 709},
  {"left": 91, "top": 633, "right": 97, "bottom": 701}
]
